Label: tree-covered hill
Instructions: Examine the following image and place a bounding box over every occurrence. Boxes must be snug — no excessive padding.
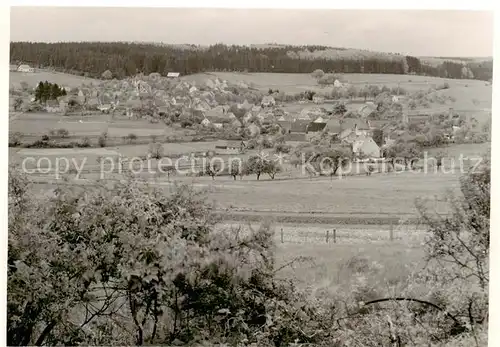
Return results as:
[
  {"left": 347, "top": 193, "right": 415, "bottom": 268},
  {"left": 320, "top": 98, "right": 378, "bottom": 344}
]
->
[{"left": 9, "top": 41, "right": 493, "bottom": 81}]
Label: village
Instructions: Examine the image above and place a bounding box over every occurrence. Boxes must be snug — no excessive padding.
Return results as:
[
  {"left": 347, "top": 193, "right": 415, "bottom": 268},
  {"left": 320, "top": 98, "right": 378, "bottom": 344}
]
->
[{"left": 9, "top": 62, "right": 488, "bottom": 176}]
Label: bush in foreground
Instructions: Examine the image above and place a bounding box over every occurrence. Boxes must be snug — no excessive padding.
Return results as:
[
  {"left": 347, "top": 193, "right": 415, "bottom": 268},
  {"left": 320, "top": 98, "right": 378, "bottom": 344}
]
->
[{"left": 7, "top": 171, "right": 328, "bottom": 346}]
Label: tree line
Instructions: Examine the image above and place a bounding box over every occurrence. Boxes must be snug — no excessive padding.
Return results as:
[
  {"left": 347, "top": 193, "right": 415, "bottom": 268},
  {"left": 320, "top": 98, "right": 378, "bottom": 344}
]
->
[{"left": 10, "top": 42, "right": 493, "bottom": 81}]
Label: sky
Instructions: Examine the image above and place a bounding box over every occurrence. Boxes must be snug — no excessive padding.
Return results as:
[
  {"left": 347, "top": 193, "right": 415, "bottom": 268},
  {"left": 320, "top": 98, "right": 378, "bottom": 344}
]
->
[{"left": 9, "top": 7, "right": 494, "bottom": 57}]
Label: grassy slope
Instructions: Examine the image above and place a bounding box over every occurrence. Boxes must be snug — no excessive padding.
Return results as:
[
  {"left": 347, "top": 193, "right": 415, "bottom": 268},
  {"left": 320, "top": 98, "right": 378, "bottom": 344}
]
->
[
  {"left": 182, "top": 72, "right": 492, "bottom": 105},
  {"left": 10, "top": 114, "right": 174, "bottom": 137},
  {"left": 9, "top": 70, "right": 100, "bottom": 89}
]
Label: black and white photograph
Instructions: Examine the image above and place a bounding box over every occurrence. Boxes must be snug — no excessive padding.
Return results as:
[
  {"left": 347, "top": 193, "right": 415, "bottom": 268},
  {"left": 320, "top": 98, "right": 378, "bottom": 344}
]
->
[{"left": 5, "top": 4, "right": 496, "bottom": 346}]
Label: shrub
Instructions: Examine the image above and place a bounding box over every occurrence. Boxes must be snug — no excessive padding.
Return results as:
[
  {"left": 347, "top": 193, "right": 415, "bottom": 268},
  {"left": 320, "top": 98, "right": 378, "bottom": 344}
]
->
[
  {"left": 304, "top": 90, "right": 316, "bottom": 101},
  {"left": 437, "top": 82, "right": 450, "bottom": 90},
  {"left": 125, "top": 132, "right": 138, "bottom": 143},
  {"left": 148, "top": 142, "right": 164, "bottom": 159},
  {"left": 9, "top": 132, "right": 23, "bottom": 147},
  {"left": 275, "top": 143, "right": 291, "bottom": 153},
  {"left": 98, "top": 131, "right": 108, "bottom": 147},
  {"left": 416, "top": 151, "right": 490, "bottom": 308},
  {"left": 77, "top": 136, "right": 91, "bottom": 148},
  {"left": 311, "top": 69, "right": 325, "bottom": 79},
  {"left": 8, "top": 172, "right": 335, "bottom": 345},
  {"left": 57, "top": 128, "right": 70, "bottom": 138}
]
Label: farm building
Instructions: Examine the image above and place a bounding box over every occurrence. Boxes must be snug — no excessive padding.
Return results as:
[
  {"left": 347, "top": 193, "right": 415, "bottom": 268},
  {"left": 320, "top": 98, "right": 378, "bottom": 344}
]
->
[
  {"left": 98, "top": 104, "right": 113, "bottom": 114},
  {"left": 277, "top": 120, "right": 292, "bottom": 134},
  {"left": 297, "top": 111, "right": 312, "bottom": 121},
  {"left": 261, "top": 95, "right": 276, "bottom": 107},
  {"left": 358, "top": 104, "right": 377, "bottom": 118},
  {"left": 285, "top": 133, "right": 307, "bottom": 142},
  {"left": 191, "top": 97, "right": 211, "bottom": 111},
  {"left": 306, "top": 122, "right": 327, "bottom": 133},
  {"left": 352, "top": 136, "right": 381, "bottom": 158},
  {"left": 239, "top": 100, "right": 253, "bottom": 110},
  {"left": 212, "top": 105, "right": 228, "bottom": 114},
  {"left": 383, "top": 136, "right": 396, "bottom": 147},
  {"left": 215, "top": 141, "right": 246, "bottom": 155},
  {"left": 313, "top": 95, "right": 325, "bottom": 104},
  {"left": 45, "top": 100, "right": 60, "bottom": 113},
  {"left": 325, "top": 118, "right": 342, "bottom": 135},
  {"left": 313, "top": 116, "right": 326, "bottom": 123},
  {"left": 17, "top": 64, "right": 35, "bottom": 73},
  {"left": 200, "top": 118, "right": 214, "bottom": 127},
  {"left": 260, "top": 114, "right": 275, "bottom": 125},
  {"left": 251, "top": 105, "right": 262, "bottom": 112},
  {"left": 167, "top": 72, "right": 180, "bottom": 78},
  {"left": 232, "top": 119, "right": 243, "bottom": 128},
  {"left": 291, "top": 119, "right": 311, "bottom": 133},
  {"left": 206, "top": 115, "right": 227, "bottom": 129},
  {"left": 299, "top": 107, "right": 327, "bottom": 120},
  {"left": 339, "top": 120, "right": 372, "bottom": 143},
  {"left": 58, "top": 99, "right": 68, "bottom": 112},
  {"left": 340, "top": 118, "right": 371, "bottom": 133}
]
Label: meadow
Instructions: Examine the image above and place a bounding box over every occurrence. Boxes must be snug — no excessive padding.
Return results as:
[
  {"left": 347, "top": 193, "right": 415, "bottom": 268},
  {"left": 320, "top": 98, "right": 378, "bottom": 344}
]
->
[
  {"left": 9, "top": 113, "right": 173, "bottom": 137},
  {"left": 9, "top": 70, "right": 99, "bottom": 89},
  {"left": 183, "top": 71, "right": 492, "bottom": 98}
]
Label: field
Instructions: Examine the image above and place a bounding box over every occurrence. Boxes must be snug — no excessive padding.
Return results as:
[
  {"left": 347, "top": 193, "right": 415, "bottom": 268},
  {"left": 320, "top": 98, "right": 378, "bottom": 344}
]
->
[
  {"left": 8, "top": 113, "right": 198, "bottom": 150},
  {"left": 9, "top": 70, "right": 99, "bottom": 89},
  {"left": 217, "top": 220, "right": 427, "bottom": 294},
  {"left": 183, "top": 71, "right": 492, "bottom": 100},
  {"left": 14, "top": 142, "right": 489, "bottom": 221},
  {"left": 274, "top": 239, "right": 426, "bottom": 294}
]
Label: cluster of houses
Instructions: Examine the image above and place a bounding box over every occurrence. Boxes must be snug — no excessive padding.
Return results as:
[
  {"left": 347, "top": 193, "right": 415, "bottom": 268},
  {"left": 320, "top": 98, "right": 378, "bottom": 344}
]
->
[
  {"left": 10, "top": 69, "right": 469, "bottom": 161},
  {"left": 276, "top": 113, "right": 382, "bottom": 158}
]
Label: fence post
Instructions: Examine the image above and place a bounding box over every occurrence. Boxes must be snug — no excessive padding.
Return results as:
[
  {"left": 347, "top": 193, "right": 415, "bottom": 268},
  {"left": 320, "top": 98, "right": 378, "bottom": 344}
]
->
[
  {"left": 281, "top": 228, "right": 284, "bottom": 243},
  {"left": 390, "top": 221, "right": 394, "bottom": 241},
  {"left": 333, "top": 229, "right": 337, "bottom": 243},
  {"left": 326, "top": 229, "right": 329, "bottom": 243}
]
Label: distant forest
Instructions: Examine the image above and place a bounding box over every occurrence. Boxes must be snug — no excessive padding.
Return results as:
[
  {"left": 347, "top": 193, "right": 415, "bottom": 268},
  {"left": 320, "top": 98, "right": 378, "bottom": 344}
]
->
[{"left": 9, "top": 42, "right": 493, "bottom": 81}]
